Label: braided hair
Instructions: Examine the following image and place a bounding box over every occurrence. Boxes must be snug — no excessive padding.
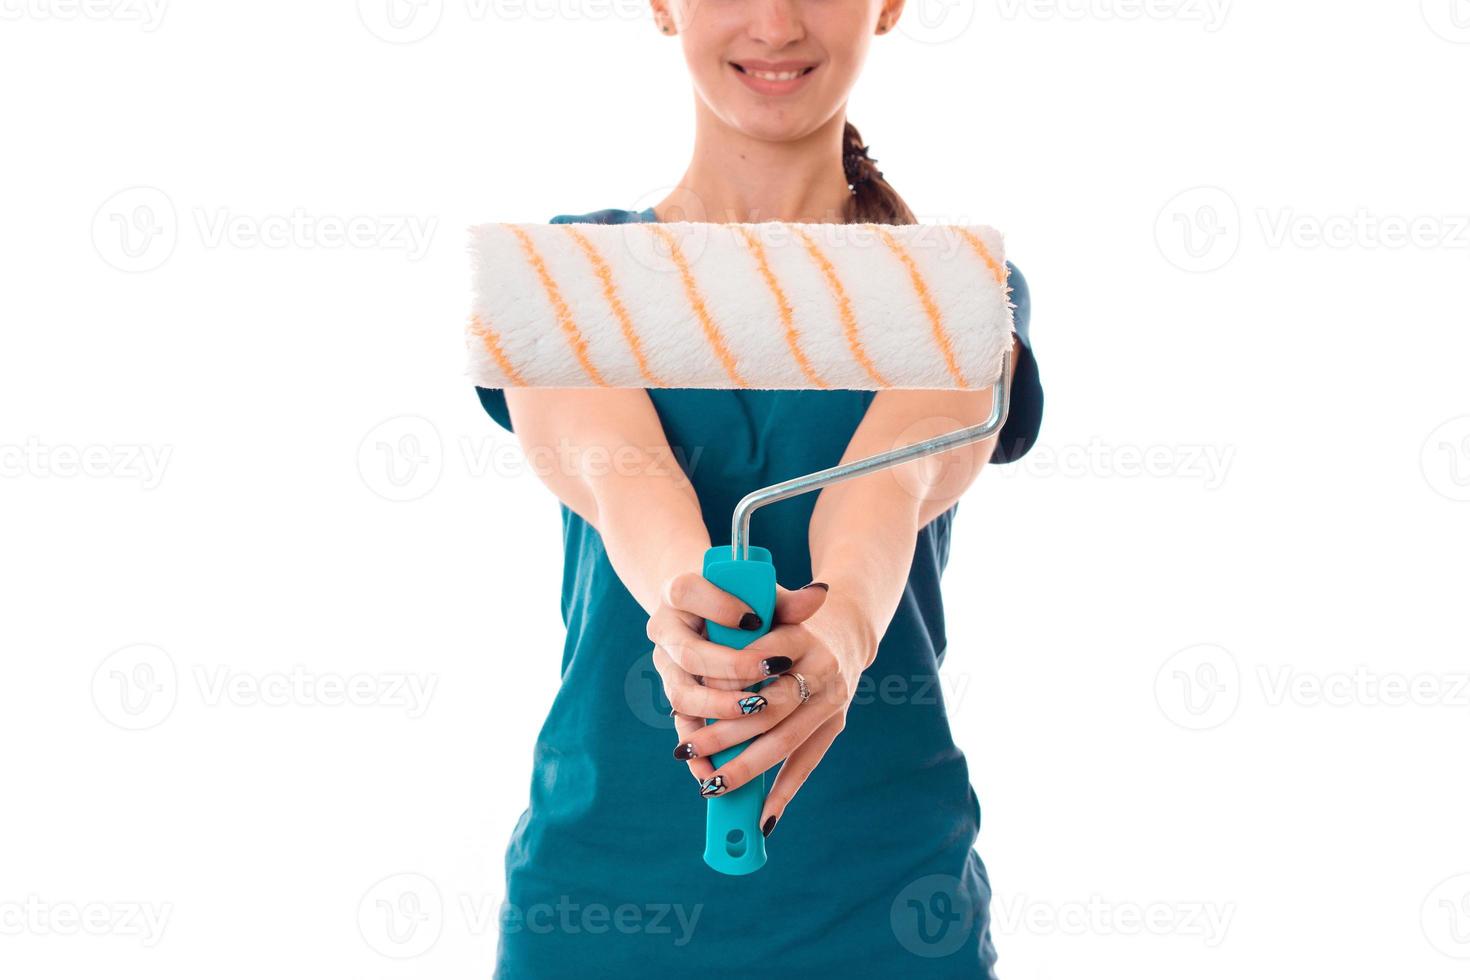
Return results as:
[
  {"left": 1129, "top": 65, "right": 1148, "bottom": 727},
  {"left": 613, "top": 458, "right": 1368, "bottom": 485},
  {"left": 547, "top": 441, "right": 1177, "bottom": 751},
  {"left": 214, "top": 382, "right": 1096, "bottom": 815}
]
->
[{"left": 841, "top": 120, "right": 916, "bottom": 225}]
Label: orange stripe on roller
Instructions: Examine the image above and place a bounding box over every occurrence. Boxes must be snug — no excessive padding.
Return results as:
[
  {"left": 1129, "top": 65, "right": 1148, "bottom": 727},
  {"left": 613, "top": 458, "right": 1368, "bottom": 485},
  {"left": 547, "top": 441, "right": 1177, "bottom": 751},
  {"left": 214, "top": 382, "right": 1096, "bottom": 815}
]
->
[
  {"left": 648, "top": 225, "right": 748, "bottom": 388},
  {"left": 563, "top": 226, "right": 668, "bottom": 387},
  {"left": 794, "top": 225, "right": 890, "bottom": 388},
  {"left": 952, "top": 226, "right": 1008, "bottom": 286},
  {"left": 870, "top": 224, "right": 968, "bottom": 389},
  {"left": 734, "top": 226, "right": 828, "bottom": 389},
  {"left": 469, "top": 313, "right": 528, "bottom": 386},
  {"left": 508, "top": 225, "right": 608, "bottom": 387}
]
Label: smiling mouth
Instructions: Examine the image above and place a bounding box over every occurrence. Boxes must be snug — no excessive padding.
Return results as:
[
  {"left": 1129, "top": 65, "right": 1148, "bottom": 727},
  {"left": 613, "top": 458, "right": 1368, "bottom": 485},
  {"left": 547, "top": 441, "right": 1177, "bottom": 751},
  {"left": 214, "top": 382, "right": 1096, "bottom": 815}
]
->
[{"left": 731, "top": 64, "right": 817, "bottom": 81}]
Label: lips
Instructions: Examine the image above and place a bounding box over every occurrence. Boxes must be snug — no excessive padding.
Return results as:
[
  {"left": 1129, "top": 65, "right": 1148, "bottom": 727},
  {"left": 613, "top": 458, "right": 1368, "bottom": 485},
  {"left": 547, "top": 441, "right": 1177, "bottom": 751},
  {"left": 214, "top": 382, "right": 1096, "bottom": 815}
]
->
[{"left": 730, "top": 60, "right": 818, "bottom": 96}]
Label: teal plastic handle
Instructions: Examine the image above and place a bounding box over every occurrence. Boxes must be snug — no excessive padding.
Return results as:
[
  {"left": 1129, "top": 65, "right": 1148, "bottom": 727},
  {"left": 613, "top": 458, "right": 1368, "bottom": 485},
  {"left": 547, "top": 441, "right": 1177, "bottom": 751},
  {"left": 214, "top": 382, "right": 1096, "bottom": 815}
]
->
[{"left": 700, "top": 544, "right": 777, "bottom": 876}]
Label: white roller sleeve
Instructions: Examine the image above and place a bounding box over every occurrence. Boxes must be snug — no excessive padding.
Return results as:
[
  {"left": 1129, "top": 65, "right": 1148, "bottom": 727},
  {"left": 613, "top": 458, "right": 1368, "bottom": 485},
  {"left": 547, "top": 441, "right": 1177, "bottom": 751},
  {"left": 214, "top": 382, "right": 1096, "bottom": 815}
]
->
[{"left": 466, "top": 220, "right": 1013, "bottom": 390}]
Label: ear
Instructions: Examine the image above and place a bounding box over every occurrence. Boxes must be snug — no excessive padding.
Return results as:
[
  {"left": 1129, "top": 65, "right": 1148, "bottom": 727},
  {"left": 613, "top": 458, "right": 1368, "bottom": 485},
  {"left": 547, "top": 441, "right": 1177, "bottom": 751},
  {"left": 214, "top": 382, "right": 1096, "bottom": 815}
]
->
[{"left": 876, "top": 0, "right": 906, "bottom": 33}]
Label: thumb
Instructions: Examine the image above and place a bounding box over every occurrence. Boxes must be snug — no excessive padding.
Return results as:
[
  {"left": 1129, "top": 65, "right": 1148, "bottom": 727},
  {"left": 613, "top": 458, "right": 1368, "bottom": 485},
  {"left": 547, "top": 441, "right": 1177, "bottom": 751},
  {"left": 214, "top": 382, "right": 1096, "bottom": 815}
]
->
[{"left": 772, "top": 581, "right": 829, "bottom": 625}]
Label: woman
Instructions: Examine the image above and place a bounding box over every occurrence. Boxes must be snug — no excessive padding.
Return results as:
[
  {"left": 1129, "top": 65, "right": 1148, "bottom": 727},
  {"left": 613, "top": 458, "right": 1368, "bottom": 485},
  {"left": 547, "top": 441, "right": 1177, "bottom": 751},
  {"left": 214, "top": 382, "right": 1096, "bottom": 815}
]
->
[{"left": 475, "top": 1, "right": 1043, "bottom": 975}]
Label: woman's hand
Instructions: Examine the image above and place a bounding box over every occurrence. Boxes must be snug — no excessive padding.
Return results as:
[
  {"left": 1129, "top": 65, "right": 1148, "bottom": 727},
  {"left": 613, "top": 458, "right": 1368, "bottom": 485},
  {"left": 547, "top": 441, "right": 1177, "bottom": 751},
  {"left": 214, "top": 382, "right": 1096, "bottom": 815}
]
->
[{"left": 646, "top": 571, "right": 876, "bottom": 838}]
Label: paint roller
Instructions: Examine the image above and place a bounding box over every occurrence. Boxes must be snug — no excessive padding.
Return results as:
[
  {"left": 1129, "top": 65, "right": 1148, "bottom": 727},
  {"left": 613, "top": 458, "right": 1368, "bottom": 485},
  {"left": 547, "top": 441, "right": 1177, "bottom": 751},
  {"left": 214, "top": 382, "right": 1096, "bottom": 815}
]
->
[{"left": 467, "top": 219, "right": 1015, "bottom": 875}]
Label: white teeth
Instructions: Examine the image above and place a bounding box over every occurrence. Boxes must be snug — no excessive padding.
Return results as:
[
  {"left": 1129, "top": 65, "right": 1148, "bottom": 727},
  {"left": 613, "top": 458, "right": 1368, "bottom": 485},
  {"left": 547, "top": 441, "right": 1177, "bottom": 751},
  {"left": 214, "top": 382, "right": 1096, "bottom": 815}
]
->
[{"left": 747, "top": 69, "right": 804, "bottom": 81}]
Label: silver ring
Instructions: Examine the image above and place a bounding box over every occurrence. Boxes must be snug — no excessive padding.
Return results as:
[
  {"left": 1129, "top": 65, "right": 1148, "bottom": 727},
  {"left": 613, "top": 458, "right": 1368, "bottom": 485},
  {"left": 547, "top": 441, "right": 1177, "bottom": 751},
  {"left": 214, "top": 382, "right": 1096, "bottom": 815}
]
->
[{"left": 791, "top": 671, "right": 810, "bottom": 705}]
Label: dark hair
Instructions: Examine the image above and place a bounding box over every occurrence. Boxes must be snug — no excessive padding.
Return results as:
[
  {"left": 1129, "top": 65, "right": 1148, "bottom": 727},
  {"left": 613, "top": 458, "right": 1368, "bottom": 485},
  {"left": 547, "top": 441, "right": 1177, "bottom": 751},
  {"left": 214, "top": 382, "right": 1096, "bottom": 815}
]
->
[{"left": 841, "top": 120, "right": 916, "bottom": 225}]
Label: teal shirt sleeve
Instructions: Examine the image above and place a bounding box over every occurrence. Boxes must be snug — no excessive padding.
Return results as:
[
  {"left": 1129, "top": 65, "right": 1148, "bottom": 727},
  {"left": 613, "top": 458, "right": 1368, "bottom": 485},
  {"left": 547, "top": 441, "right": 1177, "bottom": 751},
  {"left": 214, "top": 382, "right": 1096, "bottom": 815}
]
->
[
  {"left": 993, "top": 261, "right": 1043, "bottom": 464},
  {"left": 472, "top": 213, "right": 1044, "bottom": 464}
]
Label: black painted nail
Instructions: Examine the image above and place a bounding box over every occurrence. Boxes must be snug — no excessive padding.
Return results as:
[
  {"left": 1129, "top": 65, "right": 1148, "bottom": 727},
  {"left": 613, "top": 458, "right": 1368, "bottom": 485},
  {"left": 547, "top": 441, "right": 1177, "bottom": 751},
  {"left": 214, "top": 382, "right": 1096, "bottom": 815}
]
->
[
  {"left": 761, "top": 815, "right": 777, "bottom": 838},
  {"left": 674, "top": 742, "right": 698, "bottom": 761},
  {"left": 760, "top": 656, "right": 793, "bottom": 676},
  {"left": 801, "top": 581, "right": 830, "bottom": 592},
  {"left": 699, "top": 774, "right": 727, "bottom": 797},
  {"left": 739, "top": 612, "right": 763, "bottom": 631},
  {"left": 738, "top": 694, "right": 767, "bottom": 715}
]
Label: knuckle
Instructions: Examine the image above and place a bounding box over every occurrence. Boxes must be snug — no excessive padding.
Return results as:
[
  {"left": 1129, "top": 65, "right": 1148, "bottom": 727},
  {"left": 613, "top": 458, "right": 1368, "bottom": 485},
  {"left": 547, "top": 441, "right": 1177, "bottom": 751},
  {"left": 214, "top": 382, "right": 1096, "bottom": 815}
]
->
[{"left": 668, "top": 573, "right": 698, "bottom": 609}]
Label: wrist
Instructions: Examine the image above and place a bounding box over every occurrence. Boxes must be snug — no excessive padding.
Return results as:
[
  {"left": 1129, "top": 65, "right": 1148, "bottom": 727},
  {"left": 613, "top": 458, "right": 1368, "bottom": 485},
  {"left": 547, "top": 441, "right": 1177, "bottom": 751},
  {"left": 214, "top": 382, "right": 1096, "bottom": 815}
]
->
[{"left": 807, "top": 588, "right": 881, "bottom": 673}]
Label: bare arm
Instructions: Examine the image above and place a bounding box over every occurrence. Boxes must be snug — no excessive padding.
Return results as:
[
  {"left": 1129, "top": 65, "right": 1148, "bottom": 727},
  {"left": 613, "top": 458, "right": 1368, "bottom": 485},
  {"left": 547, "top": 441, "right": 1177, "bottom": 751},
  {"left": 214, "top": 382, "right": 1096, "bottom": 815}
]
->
[
  {"left": 805, "top": 339, "right": 1021, "bottom": 664},
  {"left": 501, "top": 387, "right": 710, "bottom": 616}
]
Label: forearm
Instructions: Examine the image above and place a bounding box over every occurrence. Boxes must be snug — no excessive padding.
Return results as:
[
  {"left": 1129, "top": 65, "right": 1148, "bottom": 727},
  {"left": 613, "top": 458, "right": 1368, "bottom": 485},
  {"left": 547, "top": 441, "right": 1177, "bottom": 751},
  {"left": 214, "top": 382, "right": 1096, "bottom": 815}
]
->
[
  {"left": 503, "top": 387, "right": 709, "bottom": 615},
  {"left": 805, "top": 370, "right": 1010, "bottom": 667},
  {"left": 806, "top": 474, "right": 921, "bottom": 670},
  {"left": 591, "top": 459, "right": 710, "bottom": 616}
]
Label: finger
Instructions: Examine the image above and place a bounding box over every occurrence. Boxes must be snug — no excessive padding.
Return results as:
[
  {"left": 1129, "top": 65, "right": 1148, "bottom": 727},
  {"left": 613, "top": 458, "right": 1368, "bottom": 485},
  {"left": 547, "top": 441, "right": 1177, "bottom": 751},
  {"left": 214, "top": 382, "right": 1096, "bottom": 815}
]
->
[
  {"left": 653, "top": 647, "right": 778, "bottom": 720},
  {"left": 696, "top": 693, "right": 829, "bottom": 798},
  {"left": 651, "top": 626, "right": 771, "bottom": 684},
  {"left": 674, "top": 675, "right": 803, "bottom": 763},
  {"left": 648, "top": 607, "right": 750, "bottom": 682},
  {"left": 759, "top": 713, "right": 845, "bottom": 839},
  {"left": 731, "top": 622, "right": 815, "bottom": 679},
  {"left": 663, "top": 570, "right": 765, "bottom": 632},
  {"left": 645, "top": 603, "right": 706, "bottom": 647},
  {"left": 673, "top": 713, "right": 715, "bottom": 782},
  {"left": 771, "top": 581, "right": 829, "bottom": 626}
]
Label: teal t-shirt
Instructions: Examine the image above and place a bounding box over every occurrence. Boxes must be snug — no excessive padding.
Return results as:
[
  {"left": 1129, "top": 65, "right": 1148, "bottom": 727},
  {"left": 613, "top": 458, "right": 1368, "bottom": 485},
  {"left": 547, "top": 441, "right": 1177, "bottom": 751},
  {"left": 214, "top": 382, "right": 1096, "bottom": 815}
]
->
[{"left": 476, "top": 206, "right": 1043, "bottom": 978}]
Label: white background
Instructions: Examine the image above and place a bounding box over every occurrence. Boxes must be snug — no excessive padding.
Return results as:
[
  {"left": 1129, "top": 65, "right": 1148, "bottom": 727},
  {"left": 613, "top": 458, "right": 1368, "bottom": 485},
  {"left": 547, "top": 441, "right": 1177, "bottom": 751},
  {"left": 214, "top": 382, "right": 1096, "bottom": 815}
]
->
[{"left": 2, "top": 2, "right": 1468, "bottom": 978}]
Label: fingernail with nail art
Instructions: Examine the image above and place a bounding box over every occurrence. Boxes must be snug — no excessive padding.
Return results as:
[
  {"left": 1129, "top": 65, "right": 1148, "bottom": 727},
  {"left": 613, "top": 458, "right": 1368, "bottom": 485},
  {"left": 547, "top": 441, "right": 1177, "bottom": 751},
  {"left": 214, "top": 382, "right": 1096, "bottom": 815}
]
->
[
  {"left": 760, "top": 656, "right": 793, "bottom": 676},
  {"left": 738, "top": 694, "right": 767, "bottom": 715},
  {"left": 699, "top": 774, "right": 727, "bottom": 797}
]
